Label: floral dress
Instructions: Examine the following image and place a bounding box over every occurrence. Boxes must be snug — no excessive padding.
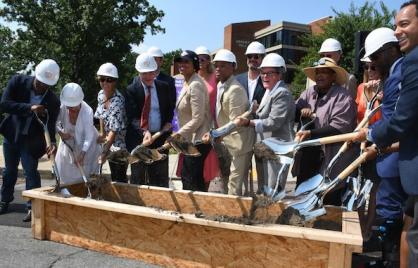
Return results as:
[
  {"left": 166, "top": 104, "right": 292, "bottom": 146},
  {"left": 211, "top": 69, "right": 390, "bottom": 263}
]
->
[{"left": 94, "top": 89, "right": 127, "bottom": 151}]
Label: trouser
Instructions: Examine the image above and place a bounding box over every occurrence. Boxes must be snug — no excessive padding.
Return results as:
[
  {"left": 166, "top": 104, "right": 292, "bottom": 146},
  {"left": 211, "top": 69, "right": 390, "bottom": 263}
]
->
[
  {"left": 130, "top": 151, "right": 169, "bottom": 187},
  {"left": 181, "top": 143, "right": 211, "bottom": 191},
  {"left": 1, "top": 138, "right": 40, "bottom": 209},
  {"left": 108, "top": 161, "right": 128, "bottom": 183},
  {"left": 228, "top": 152, "right": 252, "bottom": 196},
  {"left": 376, "top": 176, "right": 408, "bottom": 220},
  {"left": 407, "top": 195, "right": 418, "bottom": 267}
]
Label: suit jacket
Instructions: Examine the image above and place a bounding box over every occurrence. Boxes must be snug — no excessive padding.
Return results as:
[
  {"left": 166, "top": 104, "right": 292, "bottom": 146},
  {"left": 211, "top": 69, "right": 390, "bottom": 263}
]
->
[
  {"left": 217, "top": 75, "right": 255, "bottom": 157},
  {"left": 255, "top": 80, "right": 295, "bottom": 141},
  {"left": 157, "top": 71, "right": 177, "bottom": 118},
  {"left": 235, "top": 72, "right": 266, "bottom": 105},
  {"left": 125, "top": 77, "right": 174, "bottom": 151},
  {"left": 0, "top": 75, "right": 60, "bottom": 158},
  {"left": 372, "top": 46, "right": 418, "bottom": 195},
  {"left": 176, "top": 73, "right": 211, "bottom": 142}
]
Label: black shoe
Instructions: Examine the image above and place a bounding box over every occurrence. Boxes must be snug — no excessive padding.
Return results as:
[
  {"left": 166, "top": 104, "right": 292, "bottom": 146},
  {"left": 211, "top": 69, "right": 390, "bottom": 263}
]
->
[
  {"left": 0, "top": 202, "right": 9, "bottom": 214},
  {"left": 22, "top": 210, "right": 32, "bottom": 222}
]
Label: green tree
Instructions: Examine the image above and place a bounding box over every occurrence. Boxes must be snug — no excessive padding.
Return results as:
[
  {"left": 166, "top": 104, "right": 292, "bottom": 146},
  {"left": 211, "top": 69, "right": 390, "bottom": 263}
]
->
[
  {"left": 290, "top": 1, "right": 395, "bottom": 97},
  {"left": 0, "top": 0, "right": 165, "bottom": 106},
  {"left": 161, "top": 49, "right": 182, "bottom": 75}
]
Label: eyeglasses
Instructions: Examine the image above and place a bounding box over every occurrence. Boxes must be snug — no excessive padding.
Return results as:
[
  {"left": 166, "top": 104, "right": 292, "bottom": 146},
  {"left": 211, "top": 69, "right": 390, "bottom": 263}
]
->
[
  {"left": 312, "top": 58, "right": 334, "bottom": 67},
  {"left": 247, "top": 54, "right": 261, "bottom": 60},
  {"left": 98, "top": 77, "right": 116, "bottom": 83},
  {"left": 261, "top": 71, "right": 278, "bottom": 77},
  {"left": 198, "top": 56, "right": 210, "bottom": 63}
]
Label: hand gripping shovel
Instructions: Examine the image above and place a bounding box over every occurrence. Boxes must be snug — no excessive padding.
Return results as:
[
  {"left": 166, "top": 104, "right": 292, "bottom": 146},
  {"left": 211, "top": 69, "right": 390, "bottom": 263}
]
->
[
  {"left": 294, "top": 104, "right": 382, "bottom": 196},
  {"left": 209, "top": 101, "right": 256, "bottom": 140},
  {"left": 158, "top": 134, "right": 201, "bottom": 157},
  {"left": 130, "top": 131, "right": 168, "bottom": 164},
  {"left": 34, "top": 110, "right": 71, "bottom": 197},
  {"left": 284, "top": 147, "right": 375, "bottom": 221},
  {"left": 61, "top": 139, "right": 92, "bottom": 198}
]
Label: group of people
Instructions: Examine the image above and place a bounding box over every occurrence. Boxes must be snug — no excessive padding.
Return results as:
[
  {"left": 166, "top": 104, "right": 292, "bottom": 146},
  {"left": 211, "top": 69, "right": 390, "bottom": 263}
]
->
[{"left": 0, "top": 1, "right": 418, "bottom": 266}]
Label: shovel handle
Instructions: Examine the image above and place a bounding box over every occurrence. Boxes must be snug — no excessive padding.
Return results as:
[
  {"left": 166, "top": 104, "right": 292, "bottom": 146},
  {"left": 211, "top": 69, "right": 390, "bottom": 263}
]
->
[
  {"left": 159, "top": 142, "right": 172, "bottom": 151},
  {"left": 318, "top": 132, "right": 358, "bottom": 145},
  {"left": 99, "top": 119, "right": 105, "bottom": 136},
  {"left": 337, "top": 149, "right": 371, "bottom": 180},
  {"left": 143, "top": 131, "right": 163, "bottom": 146}
]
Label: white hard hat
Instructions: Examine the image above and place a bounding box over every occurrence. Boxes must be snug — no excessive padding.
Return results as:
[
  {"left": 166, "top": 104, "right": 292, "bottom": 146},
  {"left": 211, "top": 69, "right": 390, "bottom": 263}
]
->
[
  {"left": 97, "top": 63, "right": 119, "bottom": 78},
  {"left": 319, "top": 38, "right": 342, "bottom": 53},
  {"left": 147, "top": 46, "right": 164, "bottom": 57},
  {"left": 362, "top": 27, "right": 398, "bottom": 60},
  {"left": 60, "top": 82, "right": 84, "bottom": 107},
  {"left": 35, "top": 59, "right": 60, "bottom": 86},
  {"left": 245, "top": 41, "right": 266, "bottom": 55},
  {"left": 135, "top": 53, "right": 158, "bottom": 73},
  {"left": 213, "top": 49, "right": 236, "bottom": 64},
  {"left": 260, "top": 53, "right": 286, "bottom": 71},
  {"left": 194, "top": 46, "right": 210, "bottom": 55}
]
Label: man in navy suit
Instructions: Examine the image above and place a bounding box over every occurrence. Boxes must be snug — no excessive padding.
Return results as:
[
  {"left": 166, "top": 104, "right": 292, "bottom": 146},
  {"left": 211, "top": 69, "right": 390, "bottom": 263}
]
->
[
  {"left": 125, "top": 53, "right": 174, "bottom": 187},
  {"left": 354, "top": 1, "right": 418, "bottom": 265},
  {"left": 0, "top": 59, "right": 60, "bottom": 222},
  {"left": 236, "top": 41, "right": 266, "bottom": 105}
]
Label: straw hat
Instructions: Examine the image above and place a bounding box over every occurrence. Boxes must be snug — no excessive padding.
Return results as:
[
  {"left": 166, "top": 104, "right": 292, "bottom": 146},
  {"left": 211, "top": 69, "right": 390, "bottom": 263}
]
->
[{"left": 303, "top": 57, "right": 348, "bottom": 86}]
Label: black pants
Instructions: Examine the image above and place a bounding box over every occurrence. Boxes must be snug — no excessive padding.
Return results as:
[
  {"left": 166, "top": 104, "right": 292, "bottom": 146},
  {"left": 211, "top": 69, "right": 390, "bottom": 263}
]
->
[
  {"left": 108, "top": 161, "right": 128, "bottom": 183},
  {"left": 130, "top": 153, "right": 169, "bottom": 187},
  {"left": 181, "top": 143, "right": 211, "bottom": 192}
]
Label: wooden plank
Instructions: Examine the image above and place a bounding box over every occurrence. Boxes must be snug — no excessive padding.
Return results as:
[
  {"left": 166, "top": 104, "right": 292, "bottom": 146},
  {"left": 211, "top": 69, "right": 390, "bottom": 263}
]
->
[
  {"left": 342, "top": 211, "right": 362, "bottom": 253},
  {"left": 32, "top": 198, "right": 46, "bottom": 240},
  {"left": 43, "top": 200, "right": 332, "bottom": 268},
  {"left": 328, "top": 243, "right": 345, "bottom": 268}
]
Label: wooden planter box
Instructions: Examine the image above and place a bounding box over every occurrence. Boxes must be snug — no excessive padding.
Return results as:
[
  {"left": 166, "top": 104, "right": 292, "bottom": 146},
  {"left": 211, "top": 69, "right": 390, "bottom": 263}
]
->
[{"left": 23, "top": 182, "right": 362, "bottom": 268}]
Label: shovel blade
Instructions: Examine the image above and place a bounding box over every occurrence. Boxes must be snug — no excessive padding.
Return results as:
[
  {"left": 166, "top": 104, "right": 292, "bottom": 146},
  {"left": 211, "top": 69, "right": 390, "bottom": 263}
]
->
[
  {"left": 261, "top": 138, "right": 296, "bottom": 155},
  {"left": 295, "top": 174, "right": 324, "bottom": 196}
]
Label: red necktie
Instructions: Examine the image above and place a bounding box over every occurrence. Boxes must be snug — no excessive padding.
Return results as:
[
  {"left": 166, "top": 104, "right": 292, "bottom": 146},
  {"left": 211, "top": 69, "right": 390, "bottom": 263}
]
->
[{"left": 140, "top": 86, "right": 152, "bottom": 129}]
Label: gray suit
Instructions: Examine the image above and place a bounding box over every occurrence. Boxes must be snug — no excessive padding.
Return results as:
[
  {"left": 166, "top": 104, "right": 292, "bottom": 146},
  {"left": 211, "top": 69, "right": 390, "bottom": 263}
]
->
[
  {"left": 253, "top": 80, "right": 295, "bottom": 191},
  {"left": 236, "top": 72, "right": 266, "bottom": 105}
]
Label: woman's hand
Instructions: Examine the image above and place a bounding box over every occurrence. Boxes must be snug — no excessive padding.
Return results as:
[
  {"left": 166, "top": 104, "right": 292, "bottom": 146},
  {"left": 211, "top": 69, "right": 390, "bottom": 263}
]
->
[
  {"left": 295, "top": 130, "right": 311, "bottom": 142},
  {"left": 97, "top": 134, "right": 106, "bottom": 144},
  {"left": 77, "top": 151, "right": 86, "bottom": 166},
  {"left": 234, "top": 117, "right": 249, "bottom": 127},
  {"left": 300, "top": 108, "right": 313, "bottom": 118},
  {"left": 59, "top": 131, "right": 72, "bottom": 141}
]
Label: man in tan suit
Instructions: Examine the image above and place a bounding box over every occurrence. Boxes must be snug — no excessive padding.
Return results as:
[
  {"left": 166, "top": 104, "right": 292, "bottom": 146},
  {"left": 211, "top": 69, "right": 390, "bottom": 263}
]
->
[{"left": 213, "top": 49, "right": 255, "bottom": 196}]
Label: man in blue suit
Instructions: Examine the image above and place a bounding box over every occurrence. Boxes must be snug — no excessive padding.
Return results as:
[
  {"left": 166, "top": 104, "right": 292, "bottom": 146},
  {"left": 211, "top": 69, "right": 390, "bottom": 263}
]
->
[
  {"left": 355, "top": 1, "right": 418, "bottom": 265},
  {"left": 361, "top": 27, "right": 407, "bottom": 265}
]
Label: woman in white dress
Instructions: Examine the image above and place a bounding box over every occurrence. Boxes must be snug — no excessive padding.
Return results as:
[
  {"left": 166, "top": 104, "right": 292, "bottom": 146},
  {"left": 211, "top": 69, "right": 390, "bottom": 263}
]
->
[{"left": 55, "top": 83, "right": 101, "bottom": 184}]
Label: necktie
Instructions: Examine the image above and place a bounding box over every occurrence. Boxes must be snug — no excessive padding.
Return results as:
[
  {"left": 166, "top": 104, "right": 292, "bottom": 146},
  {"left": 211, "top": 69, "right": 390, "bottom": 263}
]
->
[{"left": 140, "top": 86, "right": 152, "bottom": 130}]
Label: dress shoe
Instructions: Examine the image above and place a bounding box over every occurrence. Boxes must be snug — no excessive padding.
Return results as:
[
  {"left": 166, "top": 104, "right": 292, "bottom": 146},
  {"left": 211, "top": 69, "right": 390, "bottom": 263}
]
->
[
  {"left": 22, "top": 210, "right": 32, "bottom": 222},
  {"left": 0, "top": 201, "right": 9, "bottom": 214}
]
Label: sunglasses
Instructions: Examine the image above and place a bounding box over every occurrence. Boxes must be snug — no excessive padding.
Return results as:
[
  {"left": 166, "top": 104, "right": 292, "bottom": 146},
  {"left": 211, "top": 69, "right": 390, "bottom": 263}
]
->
[
  {"left": 247, "top": 54, "right": 261, "bottom": 60},
  {"left": 312, "top": 58, "right": 334, "bottom": 67},
  {"left": 364, "top": 64, "right": 376, "bottom": 71},
  {"left": 98, "top": 77, "right": 116, "bottom": 83}
]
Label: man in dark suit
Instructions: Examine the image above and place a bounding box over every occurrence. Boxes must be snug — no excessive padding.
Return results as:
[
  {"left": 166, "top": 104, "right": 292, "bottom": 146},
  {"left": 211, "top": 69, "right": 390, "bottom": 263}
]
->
[
  {"left": 0, "top": 59, "right": 61, "bottom": 222},
  {"left": 147, "top": 46, "right": 177, "bottom": 120},
  {"left": 354, "top": 1, "right": 418, "bottom": 265},
  {"left": 125, "top": 53, "right": 174, "bottom": 187},
  {"left": 236, "top": 41, "right": 266, "bottom": 105}
]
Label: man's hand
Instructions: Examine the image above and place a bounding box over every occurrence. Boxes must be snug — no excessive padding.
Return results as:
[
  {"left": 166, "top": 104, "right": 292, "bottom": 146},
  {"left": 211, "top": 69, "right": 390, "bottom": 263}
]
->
[
  {"left": 352, "top": 128, "right": 368, "bottom": 142},
  {"left": 142, "top": 130, "right": 152, "bottom": 146},
  {"left": 364, "top": 145, "right": 378, "bottom": 161},
  {"left": 97, "top": 134, "right": 106, "bottom": 144},
  {"left": 234, "top": 117, "right": 249, "bottom": 127},
  {"left": 295, "top": 130, "right": 311, "bottom": 142},
  {"left": 251, "top": 100, "right": 259, "bottom": 113},
  {"left": 46, "top": 144, "right": 57, "bottom": 157},
  {"left": 31, "top": 104, "right": 45, "bottom": 115}
]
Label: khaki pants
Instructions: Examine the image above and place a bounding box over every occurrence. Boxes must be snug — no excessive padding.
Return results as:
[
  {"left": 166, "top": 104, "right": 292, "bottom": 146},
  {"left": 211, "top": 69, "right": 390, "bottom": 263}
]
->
[{"left": 228, "top": 152, "right": 252, "bottom": 196}]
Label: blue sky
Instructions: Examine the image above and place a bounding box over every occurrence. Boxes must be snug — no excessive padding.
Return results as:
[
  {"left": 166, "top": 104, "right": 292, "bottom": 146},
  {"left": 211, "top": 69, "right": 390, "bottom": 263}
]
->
[{"left": 136, "top": 0, "right": 404, "bottom": 54}]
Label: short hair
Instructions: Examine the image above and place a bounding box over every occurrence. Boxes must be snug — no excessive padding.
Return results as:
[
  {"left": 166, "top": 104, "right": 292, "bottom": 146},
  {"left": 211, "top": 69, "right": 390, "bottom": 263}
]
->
[{"left": 401, "top": 0, "right": 418, "bottom": 17}]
